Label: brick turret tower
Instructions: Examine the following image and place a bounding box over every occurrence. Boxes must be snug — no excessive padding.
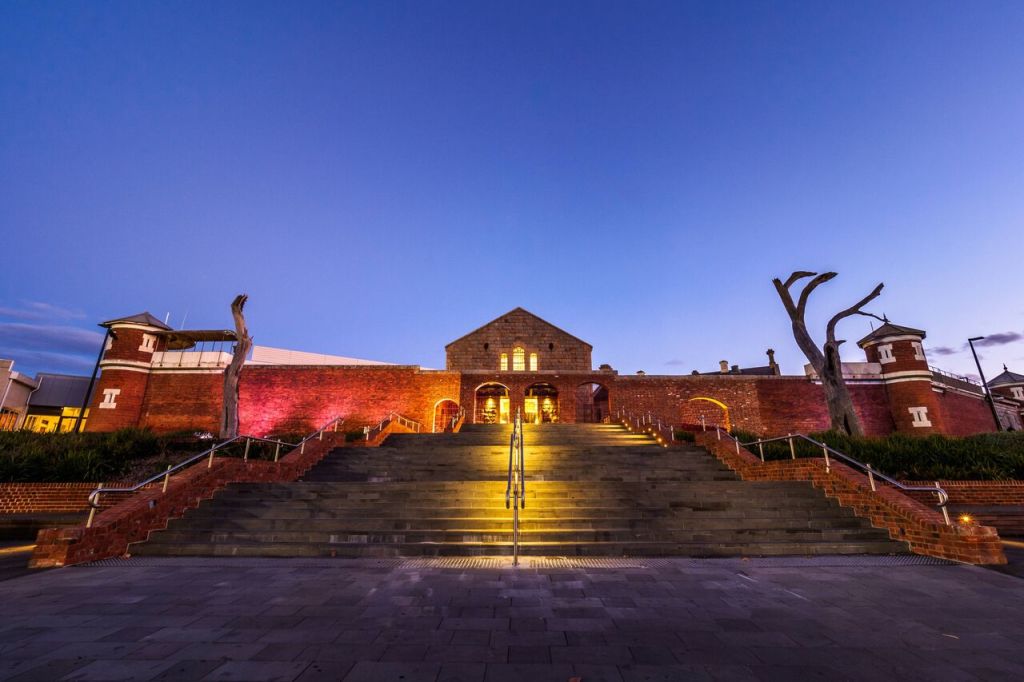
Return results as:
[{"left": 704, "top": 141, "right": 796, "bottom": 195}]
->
[
  {"left": 988, "top": 366, "right": 1024, "bottom": 403},
  {"left": 84, "top": 312, "right": 172, "bottom": 432},
  {"left": 857, "top": 322, "right": 943, "bottom": 434}
]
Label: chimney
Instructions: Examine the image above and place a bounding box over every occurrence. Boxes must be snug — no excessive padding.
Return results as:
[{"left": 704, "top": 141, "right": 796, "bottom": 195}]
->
[
  {"left": 767, "top": 348, "right": 779, "bottom": 375},
  {"left": 731, "top": 364, "right": 740, "bottom": 374},
  {"left": 719, "top": 360, "right": 729, "bottom": 373}
]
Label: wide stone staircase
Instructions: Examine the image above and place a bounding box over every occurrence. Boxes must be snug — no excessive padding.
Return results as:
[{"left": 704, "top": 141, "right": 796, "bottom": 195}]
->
[{"left": 131, "top": 423, "right": 908, "bottom": 557}]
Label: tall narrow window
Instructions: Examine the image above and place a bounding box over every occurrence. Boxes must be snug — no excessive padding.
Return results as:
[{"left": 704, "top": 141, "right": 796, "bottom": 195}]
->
[
  {"left": 499, "top": 353, "right": 508, "bottom": 371},
  {"left": 529, "top": 353, "right": 538, "bottom": 371},
  {"left": 512, "top": 347, "right": 525, "bottom": 371}
]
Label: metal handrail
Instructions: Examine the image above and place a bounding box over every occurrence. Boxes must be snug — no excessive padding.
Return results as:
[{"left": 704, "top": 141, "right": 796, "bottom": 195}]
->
[
  {"left": 714, "top": 428, "right": 951, "bottom": 525},
  {"left": 85, "top": 416, "right": 345, "bottom": 527},
  {"left": 616, "top": 408, "right": 674, "bottom": 447},
  {"left": 448, "top": 407, "right": 466, "bottom": 432},
  {"left": 365, "top": 411, "right": 422, "bottom": 441},
  {"left": 505, "top": 408, "right": 525, "bottom": 566}
]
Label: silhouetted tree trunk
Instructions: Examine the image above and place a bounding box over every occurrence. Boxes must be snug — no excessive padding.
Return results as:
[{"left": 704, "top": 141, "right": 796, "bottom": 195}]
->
[
  {"left": 772, "top": 272, "right": 884, "bottom": 436},
  {"left": 220, "top": 294, "right": 252, "bottom": 439}
]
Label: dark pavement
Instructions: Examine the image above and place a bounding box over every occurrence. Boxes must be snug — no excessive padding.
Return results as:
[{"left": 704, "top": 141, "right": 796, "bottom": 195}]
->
[{"left": 1, "top": 555, "right": 1023, "bottom": 681}]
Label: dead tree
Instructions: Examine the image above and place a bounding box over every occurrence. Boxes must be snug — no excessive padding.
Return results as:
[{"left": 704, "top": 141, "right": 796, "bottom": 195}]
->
[
  {"left": 220, "top": 294, "right": 253, "bottom": 439},
  {"left": 772, "top": 272, "right": 884, "bottom": 436}
]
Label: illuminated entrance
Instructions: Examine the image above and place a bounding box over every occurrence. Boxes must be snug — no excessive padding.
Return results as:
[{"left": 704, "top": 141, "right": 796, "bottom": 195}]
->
[
  {"left": 575, "top": 382, "right": 609, "bottom": 423},
  {"left": 525, "top": 383, "right": 558, "bottom": 423},
  {"left": 475, "top": 383, "right": 510, "bottom": 424}
]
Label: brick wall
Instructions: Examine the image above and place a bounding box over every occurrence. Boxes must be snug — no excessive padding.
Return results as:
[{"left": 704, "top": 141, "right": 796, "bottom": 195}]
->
[
  {"left": 902, "top": 480, "right": 1024, "bottom": 506},
  {"left": 446, "top": 308, "right": 592, "bottom": 371},
  {"left": 140, "top": 372, "right": 223, "bottom": 433},
  {"left": 933, "top": 389, "right": 1000, "bottom": 436},
  {"left": 695, "top": 432, "right": 1006, "bottom": 565},
  {"left": 240, "top": 366, "right": 463, "bottom": 435},
  {"left": 0, "top": 483, "right": 97, "bottom": 514}
]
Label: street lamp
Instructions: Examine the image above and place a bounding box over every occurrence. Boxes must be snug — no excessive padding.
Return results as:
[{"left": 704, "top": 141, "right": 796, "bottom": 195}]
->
[{"left": 967, "top": 336, "right": 1002, "bottom": 432}]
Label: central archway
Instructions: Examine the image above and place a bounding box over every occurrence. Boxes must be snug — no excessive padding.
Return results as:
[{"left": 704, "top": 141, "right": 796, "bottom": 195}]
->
[
  {"left": 525, "top": 383, "right": 559, "bottom": 424},
  {"left": 474, "top": 383, "right": 510, "bottom": 424},
  {"left": 575, "top": 382, "right": 610, "bottom": 423}
]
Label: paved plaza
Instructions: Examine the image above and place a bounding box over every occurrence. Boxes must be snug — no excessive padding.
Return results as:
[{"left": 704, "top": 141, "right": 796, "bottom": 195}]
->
[{"left": 1, "top": 555, "right": 1022, "bottom": 682}]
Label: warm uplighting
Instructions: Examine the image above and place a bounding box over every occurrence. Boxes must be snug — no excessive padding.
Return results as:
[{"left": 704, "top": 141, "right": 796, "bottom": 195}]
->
[{"left": 959, "top": 514, "right": 975, "bottom": 525}]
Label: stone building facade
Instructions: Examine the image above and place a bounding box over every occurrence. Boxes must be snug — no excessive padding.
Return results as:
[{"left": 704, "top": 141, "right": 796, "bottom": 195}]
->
[{"left": 82, "top": 307, "right": 1024, "bottom": 437}]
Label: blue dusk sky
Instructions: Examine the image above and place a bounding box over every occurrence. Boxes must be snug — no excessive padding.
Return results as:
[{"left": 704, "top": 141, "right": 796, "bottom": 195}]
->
[{"left": 1, "top": 1, "right": 1023, "bottom": 382}]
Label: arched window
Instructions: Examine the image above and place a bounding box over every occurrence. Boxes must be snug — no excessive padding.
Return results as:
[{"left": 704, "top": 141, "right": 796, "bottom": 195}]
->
[
  {"left": 529, "top": 353, "right": 538, "bottom": 371},
  {"left": 512, "top": 347, "right": 525, "bottom": 371},
  {"left": 499, "top": 353, "right": 508, "bottom": 371}
]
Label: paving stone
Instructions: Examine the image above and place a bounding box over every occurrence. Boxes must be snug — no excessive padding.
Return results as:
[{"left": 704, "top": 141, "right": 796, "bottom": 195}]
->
[
  {"left": 59, "top": 659, "right": 176, "bottom": 680},
  {"left": 202, "top": 660, "right": 311, "bottom": 681},
  {"left": 342, "top": 661, "right": 441, "bottom": 681}
]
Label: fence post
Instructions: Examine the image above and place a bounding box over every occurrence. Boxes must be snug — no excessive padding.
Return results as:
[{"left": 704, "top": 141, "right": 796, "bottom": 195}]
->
[
  {"left": 787, "top": 435, "right": 795, "bottom": 460},
  {"left": 162, "top": 465, "right": 172, "bottom": 493}
]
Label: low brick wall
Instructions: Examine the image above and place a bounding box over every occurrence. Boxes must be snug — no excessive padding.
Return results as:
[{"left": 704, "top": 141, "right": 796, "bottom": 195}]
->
[
  {"left": 0, "top": 483, "right": 98, "bottom": 514},
  {"left": 694, "top": 433, "right": 1006, "bottom": 565},
  {"left": 902, "top": 480, "right": 1024, "bottom": 506},
  {"left": 29, "top": 433, "right": 347, "bottom": 568}
]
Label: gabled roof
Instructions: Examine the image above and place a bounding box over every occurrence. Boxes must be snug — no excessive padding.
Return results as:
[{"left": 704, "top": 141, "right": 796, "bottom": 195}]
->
[
  {"left": 989, "top": 368, "right": 1024, "bottom": 387},
  {"left": 445, "top": 307, "right": 592, "bottom": 349},
  {"left": 857, "top": 322, "right": 926, "bottom": 348},
  {"left": 100, "top": 312, "right": 172, "bottom": 331},
  {"left": 28, "top": 373, "right": 94, "bottom": 408}
]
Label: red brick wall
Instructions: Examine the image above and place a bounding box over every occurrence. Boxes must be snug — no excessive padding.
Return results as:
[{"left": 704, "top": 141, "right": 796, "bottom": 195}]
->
[
  {"left": 903, "top": 480, "right": 1024, "bottom": 506},
  {"left": 140, "top": 372, "right": 223, "bottom": 433},
  {"left": 933, "top": 390, "right": 999, "bottom": 436},
  {"left": 84, "top": 369, "right": 152, "bottom": 432},
  {"left": 459, "top": 372, "right": 614, "bottom": 424},
  {"left": 0, "top": 483, "right": 96, "bottom": 514},
  {"left": 240, "top": 366, "right": 463, "bottom": 435}
]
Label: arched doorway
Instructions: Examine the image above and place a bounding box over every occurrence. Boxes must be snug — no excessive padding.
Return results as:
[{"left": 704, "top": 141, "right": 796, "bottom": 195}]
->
[
  {"left": 681, "top": 397, "right": 730, "bottom": 431},
  {"left": 525, "top": 383, "right": 559, "bottom": 424},
  {"left": 575, "top": 382, "right": 610, "bottom": 423},
  {"left": 433, "top": 399, "right": 460, "bottom": 432},
  {"left": 474, "top": 383, "right": 510, "bottom": 424}
]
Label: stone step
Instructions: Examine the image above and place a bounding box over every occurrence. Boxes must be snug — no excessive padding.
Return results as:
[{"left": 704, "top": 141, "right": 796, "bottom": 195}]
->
[{"left": 130, "top": 539, "right": 907, "bottom": 558}]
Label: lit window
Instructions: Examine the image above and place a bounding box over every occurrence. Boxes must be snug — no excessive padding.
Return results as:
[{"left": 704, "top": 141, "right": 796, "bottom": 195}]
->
[
  {"left": 908, "top": 406, "right": 931, "bottom": 427},
  {"left": 529, "top": 353, "right": 538, "bottom": 371},
  {"left": 1012, "top": 387, "right": 1024, "bottom": 401},
  {"left": 513, "top": 347, "right": 525, "bottom": 371},
  {"left": 100, "top": 388, "right": 121, "bottom": 410},
  {"left": 499, "top": 353, "right": 508, "bottom": 371},
  {"left": 877, "top": 344, "right": 895, "bottom": 364}
]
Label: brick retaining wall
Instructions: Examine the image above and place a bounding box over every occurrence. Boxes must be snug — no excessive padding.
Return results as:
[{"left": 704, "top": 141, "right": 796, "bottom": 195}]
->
[
  {"left": 693, "top": 432, "right": 1006, "bottom": 565},
  {"left": 0, "top": 483, "right": 98, "bottom": 514}
]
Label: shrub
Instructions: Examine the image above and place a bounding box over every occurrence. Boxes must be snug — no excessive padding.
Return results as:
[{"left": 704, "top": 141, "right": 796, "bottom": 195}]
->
[
  {"left": 727, "top": 429, "right": 1024, "bottom": 481},
  {"left": 673, "top": 430, "right": 696, "bottom": 443}
]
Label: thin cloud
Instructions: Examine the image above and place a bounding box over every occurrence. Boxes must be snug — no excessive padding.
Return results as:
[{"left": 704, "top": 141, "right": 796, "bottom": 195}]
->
[
  {"left": 665, "top": 359, "right": 686, "bottom": 366},
  {"left": 0, "top": 322, "right": 105, "bottom": 356},
  {"left": 0, "top": 301, "right": 87, "bottom": 321},
  {"left": 973, "top": 332, "right": 1023, "bottom": 347},
  {"left": 3, "top": 349, "right": 95, "bottom": 374},
  {"left": 928, "top": 346, "right": 960, "bottom": 357}
]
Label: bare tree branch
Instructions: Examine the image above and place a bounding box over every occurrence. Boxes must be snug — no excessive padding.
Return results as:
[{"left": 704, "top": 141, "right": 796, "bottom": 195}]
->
[
  {"left": 796, "top": 272, "right": 837, "bottom": 320},
  {"left": 783, "top": 271, "right": 817, "bottom": 289},
  {"left": 825, "top": 282, "right": 884, "bottom": 344}
]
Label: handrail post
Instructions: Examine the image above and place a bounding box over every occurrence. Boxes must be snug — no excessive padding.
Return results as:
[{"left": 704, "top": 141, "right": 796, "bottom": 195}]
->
[
  {"left": 822, "top": 444, "right": 830, "bottom": 473},
  {"left": 716, "top": 426, "right": 721, "bottom": 441},
  {"left": 936, "top": 481, "right": 951, "bottom": 525},
  {"left": 757, "top": 442, "right": 765, "bottom": 462},
  {"left": 333, "top": 420, "right": 338, "bottom": 432},
  {"left": 243, "top": 437, "right": 251, "bottom": 462},
  {"left": 319, "top": 429, "right": 323, "bottom": 441},
  {"left": 274, "top": 442, "right": 281, "bottom": 462},
  {"left": 300, "top": 440, "right": 306, "bottom": 454},
  {"left": 208, "top": 446, "right": 217, "bottom": 469},
  {"left": 734, "top": 436, "right": 740, "bottom": 454},
  {"left": 787, "top": 434, "right": 796, "bottom": 460},
  {"left": 866, "top": 464, "right": 876, "bottom": 491},
  {"left": 86, "top": 483, "right": 102, "bottom": 528},
  {"left": 700, "top": 415, "right": 706, "bottom": 432},
  {"left": 162, "top": 465, "right": 172, "bottom": 493}
]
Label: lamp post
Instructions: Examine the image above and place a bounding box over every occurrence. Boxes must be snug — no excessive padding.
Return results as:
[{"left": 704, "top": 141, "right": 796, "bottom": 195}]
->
[{"left": 967, "top": 336, "right": 1002, "bottom": 432}]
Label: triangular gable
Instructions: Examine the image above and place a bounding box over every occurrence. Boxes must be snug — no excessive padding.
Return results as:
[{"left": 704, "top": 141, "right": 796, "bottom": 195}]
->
[{"left": 445, "top": 307, "right": 592, "bottom": 349}]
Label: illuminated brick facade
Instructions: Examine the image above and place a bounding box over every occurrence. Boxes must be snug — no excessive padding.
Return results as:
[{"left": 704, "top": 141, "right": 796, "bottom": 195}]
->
[{"left": 83, "top": 308, "right": 1023, "bottom": 437}]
